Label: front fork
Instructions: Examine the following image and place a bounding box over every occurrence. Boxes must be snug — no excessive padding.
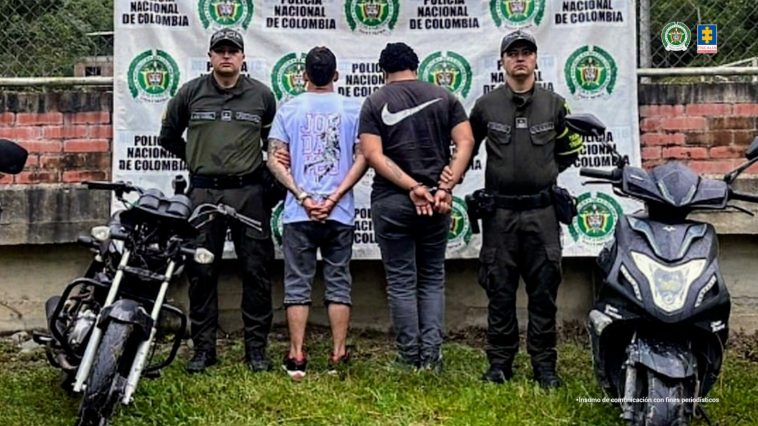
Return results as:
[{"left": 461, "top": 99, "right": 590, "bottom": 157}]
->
[
  {"left": 621, "top": 335, "right": 639, "bottom": 423},
  {"left": 73, "top": 249, "right": 132, "bottom": 392},
  {"left": 121, "top": 260, "right": 176, "bottom": 404}
]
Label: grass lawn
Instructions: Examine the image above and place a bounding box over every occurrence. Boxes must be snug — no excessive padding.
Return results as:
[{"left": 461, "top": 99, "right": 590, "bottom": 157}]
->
[{"left": 0, "top": 328, "right": 756, "bottom": 425}]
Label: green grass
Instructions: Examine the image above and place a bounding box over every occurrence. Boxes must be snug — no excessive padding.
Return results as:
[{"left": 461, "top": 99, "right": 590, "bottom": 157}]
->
[{"left": 0, "top": 330, "right": 756, "bottom": 425}]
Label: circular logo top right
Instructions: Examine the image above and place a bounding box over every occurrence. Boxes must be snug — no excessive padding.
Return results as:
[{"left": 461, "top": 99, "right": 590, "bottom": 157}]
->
[{"left": 661, "top": 22, "right": 691, "bottom": 52}]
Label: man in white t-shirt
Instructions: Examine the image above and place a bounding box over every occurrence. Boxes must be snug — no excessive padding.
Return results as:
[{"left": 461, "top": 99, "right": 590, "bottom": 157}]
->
[{"left": 267, "top": 46, "right": 367, "bottom": 381}]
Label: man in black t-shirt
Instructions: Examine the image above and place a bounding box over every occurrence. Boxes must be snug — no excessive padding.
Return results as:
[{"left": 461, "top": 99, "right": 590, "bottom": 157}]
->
[{"left": 359, "top": 42, "right": 474, "bottom": 371}]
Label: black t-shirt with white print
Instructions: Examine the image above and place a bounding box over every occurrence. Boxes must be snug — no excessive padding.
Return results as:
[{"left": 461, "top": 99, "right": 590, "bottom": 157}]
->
[{"left": 358, "top": 80, "right": 468, "bottom": 201}]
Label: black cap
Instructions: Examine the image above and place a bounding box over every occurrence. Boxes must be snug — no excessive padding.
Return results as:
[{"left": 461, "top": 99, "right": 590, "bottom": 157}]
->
[
  {"left": 209, "top": 29, "right": 244, "bottom": 51},
  {"left": 500, "top": 30, "right": 537, "bottom": 55},
  {"left": 305, "top": 46, "right": 337, "bottom": 86}
]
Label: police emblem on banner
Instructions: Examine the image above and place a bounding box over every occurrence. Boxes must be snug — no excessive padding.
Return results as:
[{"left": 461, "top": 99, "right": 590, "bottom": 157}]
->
[
  {"left": 697, "top": 24, "right": 717, "bottom": 54},
  {"left": 568, "top": 192, "right": 623, "bottom": 245},
  {"left": 271, "top": 53, "right": 307, "bottom": 101},
  {"left": 564, "top": 45, "right": 617, "bottom": 99},
  {"left": 447, "top": 196, "right": 473, "bottom": 251},
  {"left": 127, "top": 50, "right": 180, "bottom": 103},
  {"left": 345, "top": 0, "right": 399, "bottom": 34},
  {"left": 661, "top": 22, "right": 691, "bottom": 52},
  {"left": 198, "top": 0, "right": 254, "bottom": 29},
  {"left": 271, "top": 202, "right": 284, "bottom": 247},
  {"left": 490, "top": 0, "right": 545, "bottom": 28},
  {"left": 419, "top": 51, "right": 472, "bottom": 99}
]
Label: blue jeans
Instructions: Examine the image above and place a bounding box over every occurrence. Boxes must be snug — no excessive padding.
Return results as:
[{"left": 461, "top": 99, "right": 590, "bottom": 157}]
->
[
  {"left": 372, "top": 193, "right": 450, "bottom": 364},
  {"left": 282, "top": 220, "right": 354, "bottom": 306}
]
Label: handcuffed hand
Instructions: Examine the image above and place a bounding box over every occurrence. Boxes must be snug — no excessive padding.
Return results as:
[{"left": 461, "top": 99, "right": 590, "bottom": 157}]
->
[
  {"left": 433, "top": 188, "right": 453, "bottom": 215},
  {"left": 410, "top": 185, "right": 435, "bottom": 216}
]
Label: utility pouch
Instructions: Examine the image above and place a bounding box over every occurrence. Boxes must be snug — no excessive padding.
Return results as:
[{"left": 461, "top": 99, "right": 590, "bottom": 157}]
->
[
  {"left": 464, "top": 189, "right": 496, "bottom": 234},
  {"left": 551, "top": 185, "right": 577, "bottom": 225}
]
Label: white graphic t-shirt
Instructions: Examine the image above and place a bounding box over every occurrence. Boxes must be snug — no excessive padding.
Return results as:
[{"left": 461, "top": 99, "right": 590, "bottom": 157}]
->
[{"left": 269, "top": 92, "right": 361, "bottom": 225}]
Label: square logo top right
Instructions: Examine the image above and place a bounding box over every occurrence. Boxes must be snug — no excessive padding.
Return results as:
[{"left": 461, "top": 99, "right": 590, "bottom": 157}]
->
[{"left": 697, "top": 24, "right": 718, "bottom": 54}]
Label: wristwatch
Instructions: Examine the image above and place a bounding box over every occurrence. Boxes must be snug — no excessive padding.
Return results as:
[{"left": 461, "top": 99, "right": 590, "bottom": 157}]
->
[{"left": 296, "top": 191, "right": 311, "bottom": 206}]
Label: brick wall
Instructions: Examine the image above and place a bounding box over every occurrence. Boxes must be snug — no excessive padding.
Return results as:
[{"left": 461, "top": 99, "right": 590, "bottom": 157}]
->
[
  {"left": 0, "top": 84, "right": 756, "bottom": 186},
  {"left": 0, "top": 91, "right": 112, "bottom": 185},
  {"left": 638, "top": 83, "right": 758, "bottom": 175}
]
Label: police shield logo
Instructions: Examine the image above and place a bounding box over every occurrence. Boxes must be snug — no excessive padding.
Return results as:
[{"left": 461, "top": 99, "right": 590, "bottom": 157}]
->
[
  {"left": 490, "top": 0, "right": 545, "bottom": 28},
  {"left": 447, "top": 196, "right": 473, "bottom": 250},
  {"left": 199, "top": 0, "right": 253, "bottom": 29},
  {"left": 345, "top": 0, "right": 400, "bottom": 34},
  {"left": 128, "top": 50, "right": 180, "bottom": 103},
  {"left": 271, "top": 201, "right": 284, "bottom": 247},
  {"left": 419, "top": 51, "right": 472, "bottom": 99},
  {"left": 271, "top": 53, "right": 307, "bottom": 101},
  {"left": 568, "top": 192, "right": 623, "bottom": 245},
  {"left": 345, "top": 0, "right": 399, "bottom": 34},
  {"left": 661, "top": 22, "right": 691, "bottom": 52},
  {"left": 564, "top": 45, "right": 617, "bottom": 99}
]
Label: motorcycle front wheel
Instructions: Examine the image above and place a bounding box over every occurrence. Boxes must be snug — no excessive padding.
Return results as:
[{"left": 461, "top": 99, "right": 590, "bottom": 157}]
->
[
  {"left": 76, "top": 322, "right": 135, "bottom": 426},
  {"left": 625, "top": 367, "right": 696, "bottom": 426}
]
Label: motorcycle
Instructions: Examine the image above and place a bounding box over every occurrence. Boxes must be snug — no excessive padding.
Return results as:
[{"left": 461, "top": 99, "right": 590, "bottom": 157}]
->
[
  {"left": 571, "top": 113, "right": 758, "bottom": 425},
  {"left": 32, "top": 177, "right": 262, "bottom": 426}
]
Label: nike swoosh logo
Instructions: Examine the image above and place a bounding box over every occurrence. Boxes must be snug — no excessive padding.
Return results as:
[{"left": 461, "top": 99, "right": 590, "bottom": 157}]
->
[{"left": 381, "top": 98, "right": 442, "bottom": 126}]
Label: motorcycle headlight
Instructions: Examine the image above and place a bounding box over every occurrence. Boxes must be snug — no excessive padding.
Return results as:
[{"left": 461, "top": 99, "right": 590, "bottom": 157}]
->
[
  {"left": 630, "top": 251, "right": 706, "bottom": 313},
  {"left": 194, "top": 248, "right": 215, "bottom": 265},
  {"left": 90, "top": 226, "right": 111, "bottom": 242}
]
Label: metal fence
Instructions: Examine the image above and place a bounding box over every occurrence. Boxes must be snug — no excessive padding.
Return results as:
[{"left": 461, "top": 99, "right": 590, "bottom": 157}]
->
[
  {"left": 0, "top": 0, "right": 113, "bottom": 78},
  {"left": 0, "top": 1, "right": 755, "bottom": 78},
  {"left": 643, "top": 0, "right": 758, "bottom": 69}
]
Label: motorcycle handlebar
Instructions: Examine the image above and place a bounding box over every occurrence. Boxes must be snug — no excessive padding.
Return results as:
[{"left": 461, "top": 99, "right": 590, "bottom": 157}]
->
[
  {"left": 579, "top": 168, "right": 623, "bottom": 181},
  {"left": 191, "top": 203, "right": 263, "bottom": 232},
  {"left": 83, "top": 180, "right": 137, "bottom": 194},
  {"left": 729, "top": 190, "right": 758, "bottom": 204}
]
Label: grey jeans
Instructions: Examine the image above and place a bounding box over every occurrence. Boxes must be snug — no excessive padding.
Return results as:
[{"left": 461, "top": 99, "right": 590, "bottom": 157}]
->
[
  {"left": 282, "top": 220, "right": 354, "bottom": 306},
  {"left": 372, "top": 193, "right": 450, "bottom": 364}
]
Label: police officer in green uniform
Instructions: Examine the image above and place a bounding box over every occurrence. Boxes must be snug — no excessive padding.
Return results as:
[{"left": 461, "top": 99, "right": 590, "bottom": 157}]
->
[
  {"left": 158, "top": 29, "right": 277, "bottom": 373},
  {"left": 469, "top": 30, "right": 583, "bottom": 388}
]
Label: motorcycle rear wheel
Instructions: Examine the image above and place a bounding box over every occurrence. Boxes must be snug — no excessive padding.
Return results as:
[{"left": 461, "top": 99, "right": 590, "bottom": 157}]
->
[{"left": 76, "top": 322, "right": 134, "bottom": 426}]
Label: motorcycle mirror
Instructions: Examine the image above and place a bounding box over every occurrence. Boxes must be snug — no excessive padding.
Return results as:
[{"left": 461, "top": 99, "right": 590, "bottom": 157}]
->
[
  {"left": 0, "top": 139, "right": 28, "bottom": 175},
  {"left": 565, "top": 113, "right": 606, "bottom": 138},
  {"left": 745, "top": 136, "right": 758, "bottom": 160}
]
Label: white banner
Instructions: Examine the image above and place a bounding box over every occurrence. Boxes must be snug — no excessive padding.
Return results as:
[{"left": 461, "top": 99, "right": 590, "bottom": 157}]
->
[{"left": 113, "top": 0, "right": 641, "bottom": 258}]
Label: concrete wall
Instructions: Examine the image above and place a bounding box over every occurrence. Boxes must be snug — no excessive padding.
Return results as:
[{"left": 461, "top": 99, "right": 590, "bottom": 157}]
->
[
  {"left": 1, "top": 83, "right": 758, "bottom": 334},
  {"left": 1, "top": 236, "right": 755, "bottom": 334}
]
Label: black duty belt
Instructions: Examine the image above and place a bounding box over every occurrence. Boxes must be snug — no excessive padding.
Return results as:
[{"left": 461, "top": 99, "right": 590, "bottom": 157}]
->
[
  {"left": 190, "top": 171, "right": 260, "bottom": 189},
  {"left": 492, "top": 187, "right": 553, "bottom": 210}
]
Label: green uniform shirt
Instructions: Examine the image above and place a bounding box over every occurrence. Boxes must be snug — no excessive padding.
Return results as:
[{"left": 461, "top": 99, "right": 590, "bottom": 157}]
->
[
  {"left": 158, "top": 73, "right": 276, "bottom": 176},
  {"left": 469, "top": 84, "right": 582, "bottom": 195}
]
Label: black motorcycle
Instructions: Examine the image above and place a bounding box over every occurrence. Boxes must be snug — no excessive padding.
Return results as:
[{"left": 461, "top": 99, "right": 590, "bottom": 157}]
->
[
  {"left": 572, "top": 114, "right": 758, "bottom": 425},
  {"left": 32, "top": 177, "right": 262, "bottom": 426}
]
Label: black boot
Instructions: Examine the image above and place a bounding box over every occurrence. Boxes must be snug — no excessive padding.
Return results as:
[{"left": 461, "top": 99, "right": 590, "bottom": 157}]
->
[
  {"left": 533, "top": 366, "right": 562, "bottom": 389},
  {"left": 245, "top": 347, "right": 272, "bottom": 372},
  {"left": 186, "top": 350, "right": 218, "bottom": 374},
  {"left": 481, "top": 363, "right": 513, "bottom": 384}
]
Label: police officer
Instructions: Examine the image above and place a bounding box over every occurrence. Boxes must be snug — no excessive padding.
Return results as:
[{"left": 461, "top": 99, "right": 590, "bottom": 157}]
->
[
  {"left": 469, "top": 30, "right": 582, "bottom": 388},
  {"left": 158, "top": 29, "right": 276, "bottom": 373}
]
